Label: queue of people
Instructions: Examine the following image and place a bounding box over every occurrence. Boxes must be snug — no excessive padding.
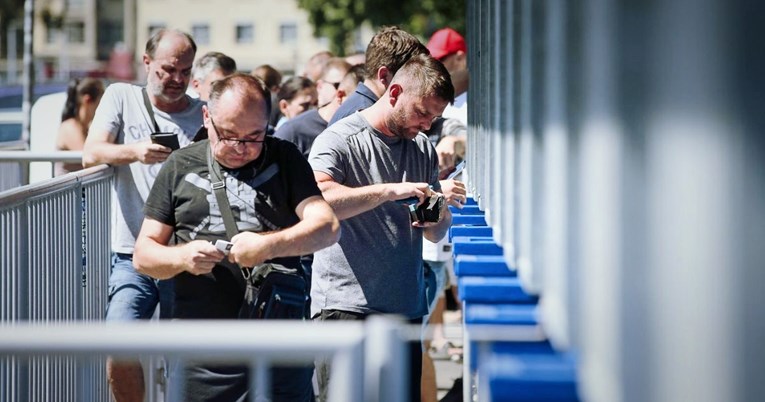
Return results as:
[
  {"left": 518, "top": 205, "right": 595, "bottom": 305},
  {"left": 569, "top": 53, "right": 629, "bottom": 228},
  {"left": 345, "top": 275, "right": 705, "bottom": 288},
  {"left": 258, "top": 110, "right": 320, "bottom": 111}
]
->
[{"left": 61, "top": 24, "right": 468, "bottom": 402}]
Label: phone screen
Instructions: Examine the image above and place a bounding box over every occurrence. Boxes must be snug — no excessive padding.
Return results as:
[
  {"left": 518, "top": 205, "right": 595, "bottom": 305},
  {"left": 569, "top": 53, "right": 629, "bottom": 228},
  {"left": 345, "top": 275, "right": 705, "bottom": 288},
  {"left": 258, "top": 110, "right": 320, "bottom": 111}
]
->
[
  {"left": 150, "top": 133, "right": 180, "bottom": 150},
  {"left": 446, "top": 161, "right": 466, "bottom": 180}
]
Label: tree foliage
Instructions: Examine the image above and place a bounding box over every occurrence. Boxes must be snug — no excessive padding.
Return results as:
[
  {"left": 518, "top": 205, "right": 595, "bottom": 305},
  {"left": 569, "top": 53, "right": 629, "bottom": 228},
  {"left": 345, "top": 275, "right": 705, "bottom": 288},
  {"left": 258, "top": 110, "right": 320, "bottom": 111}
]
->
[{"left": 297, "top": 0, "right": 465, "bottom": 56}]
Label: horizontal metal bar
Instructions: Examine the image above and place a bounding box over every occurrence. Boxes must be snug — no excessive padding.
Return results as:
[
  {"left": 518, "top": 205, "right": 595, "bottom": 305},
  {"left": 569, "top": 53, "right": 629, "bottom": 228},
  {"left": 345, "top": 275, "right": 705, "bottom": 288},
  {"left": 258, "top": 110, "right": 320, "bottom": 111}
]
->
[
  {"left": 0, "top": 110, "right": 24, "bottom": 123},
  {"left": 0, "top": 320, "right": 367, "bottom": 362},
  {"left": 0, "top": 165, "right": 112, "bottom": 203},
  {"left": 466, "top": 324, "right": 547, "bottom": 342},
  {"left": 0, "top": 141, "right": 27, "bottom": 150},
  {"left": 0, "top": 150, "right": 82, "bottom": 162}
]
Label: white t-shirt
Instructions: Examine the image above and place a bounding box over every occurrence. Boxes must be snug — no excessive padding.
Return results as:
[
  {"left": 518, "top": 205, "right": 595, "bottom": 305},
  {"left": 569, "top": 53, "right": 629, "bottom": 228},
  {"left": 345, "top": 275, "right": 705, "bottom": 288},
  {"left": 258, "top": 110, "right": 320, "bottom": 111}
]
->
[
  {"left": 89, "top": 83, "right": 205, "bottom": 253},
  {"left": 443, "top": 92, "right": 467, "bottom": 125}
]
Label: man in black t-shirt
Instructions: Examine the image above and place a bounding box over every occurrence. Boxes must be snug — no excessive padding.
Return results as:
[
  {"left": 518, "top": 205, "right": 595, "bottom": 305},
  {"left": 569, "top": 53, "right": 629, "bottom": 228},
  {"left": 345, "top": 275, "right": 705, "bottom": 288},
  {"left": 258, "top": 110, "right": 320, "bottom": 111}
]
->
[{"left": 133, "top": 73, "right": 340, "bottom": 402}]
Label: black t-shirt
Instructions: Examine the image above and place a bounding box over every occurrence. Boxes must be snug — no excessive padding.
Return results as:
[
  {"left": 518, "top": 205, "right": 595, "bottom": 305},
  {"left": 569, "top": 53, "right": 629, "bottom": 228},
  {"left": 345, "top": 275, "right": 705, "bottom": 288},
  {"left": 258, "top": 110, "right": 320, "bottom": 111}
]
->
[{"left": 144, "top": 137, "right": 321, "bottom": 319}]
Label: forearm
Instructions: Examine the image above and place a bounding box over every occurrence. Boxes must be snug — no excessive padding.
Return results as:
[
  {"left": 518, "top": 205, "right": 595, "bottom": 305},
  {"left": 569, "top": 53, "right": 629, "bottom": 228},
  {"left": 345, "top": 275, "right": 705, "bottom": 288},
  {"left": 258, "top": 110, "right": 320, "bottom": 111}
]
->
[
  {"left": 82, "top": 141, "right": 138, "bottom": 167},
  {"left": 134, "top": 237, "right": 187, "bottom": 279},
  {"left": 423, "top": 208, "right": 452, "bottom": 243},
  {"left": 318, "top": 181, "right": 393, "bottom": 220},
  {"left": 262, "top": 216, "right": 340, "bottom": 260}
]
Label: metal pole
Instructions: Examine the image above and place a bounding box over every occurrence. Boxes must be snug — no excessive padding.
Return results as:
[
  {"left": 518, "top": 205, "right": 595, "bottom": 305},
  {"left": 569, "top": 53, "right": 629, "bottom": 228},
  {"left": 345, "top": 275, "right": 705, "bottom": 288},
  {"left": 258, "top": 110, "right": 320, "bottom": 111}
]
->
[
  {"left": 7, "top": 22, "right": 17, "bottom": 84},
  {"left": 22, "top": 0, "right": 35, "bottom": 146},
  {"left": 20, "top": 0, "right": 35, "bottom": 186}
]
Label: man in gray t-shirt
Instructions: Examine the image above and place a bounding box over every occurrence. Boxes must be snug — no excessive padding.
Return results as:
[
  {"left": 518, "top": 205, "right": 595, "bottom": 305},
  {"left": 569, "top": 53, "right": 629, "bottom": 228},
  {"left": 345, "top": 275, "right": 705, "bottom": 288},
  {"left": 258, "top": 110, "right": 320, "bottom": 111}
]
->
[
  {"left": 83, "top": 29, "right": 202, "bottom": 402},
  {"left": 308, "top": 53, "right": 454, "bottom": 402}
]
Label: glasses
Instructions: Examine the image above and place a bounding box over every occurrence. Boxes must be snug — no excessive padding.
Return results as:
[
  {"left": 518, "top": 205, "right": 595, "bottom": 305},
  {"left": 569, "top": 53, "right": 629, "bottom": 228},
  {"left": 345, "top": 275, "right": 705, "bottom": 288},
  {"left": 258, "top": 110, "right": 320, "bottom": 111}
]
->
[{"left": 209, "top": 114, "right": 268, "bottom": 147}]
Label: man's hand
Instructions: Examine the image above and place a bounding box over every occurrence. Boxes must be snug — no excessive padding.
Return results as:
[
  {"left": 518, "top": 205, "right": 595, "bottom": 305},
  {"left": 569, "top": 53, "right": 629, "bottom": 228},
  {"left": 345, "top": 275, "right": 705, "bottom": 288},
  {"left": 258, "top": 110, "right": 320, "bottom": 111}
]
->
[
  {"left": 181, "top": 240, "right": 226, "bottom": 275},
  {"left": 413, "top": 193, "right": 451, "bottom": 228},
  {"left": 439, "top": 179, "right": 467, "bottom": 209},
  {"left": 133, "top": 141, "right": 172, "bottom": 164},
  {"left": 387, "top": 182, "right": 433, "bottom": 206},
  {"left": 229, "top": 232, "right": 271, "bottom": 267},
  {"left": 436, "top": 136, "right": 460, "bottom": 177}
]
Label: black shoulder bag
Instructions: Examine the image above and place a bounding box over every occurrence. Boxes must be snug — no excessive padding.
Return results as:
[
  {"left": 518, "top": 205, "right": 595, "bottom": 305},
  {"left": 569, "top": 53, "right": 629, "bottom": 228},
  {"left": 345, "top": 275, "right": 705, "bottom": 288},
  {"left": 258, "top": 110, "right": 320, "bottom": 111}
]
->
[{"left": 206, "top": 145, "right": 310, "bottom": 320}]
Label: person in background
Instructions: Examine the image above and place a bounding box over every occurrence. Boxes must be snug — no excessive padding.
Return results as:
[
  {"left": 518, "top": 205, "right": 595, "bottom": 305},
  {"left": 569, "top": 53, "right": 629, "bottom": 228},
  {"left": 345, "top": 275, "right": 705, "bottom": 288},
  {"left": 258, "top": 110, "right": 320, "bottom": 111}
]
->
[
  {"left": 55, "top": 77, "right": 105, "bottom": 176},
  {"left": 275, "top": 58, "right": 353, "bottom": 158},
  {"left": 427, "top": 28, "right": 469, "bottom": 165},
  {"left": 328, "top": 26, "right": 429, "bottom": 126},
  {"left": 344, "top": 51, "right": 366, "bottom": 66},
  {"left": 274, "top": 76, "right": 317, "bottom": 130},
  {"left": 252, "top": 64, "right": 283, "bottom": 127},
  {"left": 82, "top": 28, "right": 203, "bottom": 402},
  {"left": 188, "top": 51, "right": 237, "bottom": 101},
  {"left": 422, "top": 27, "right": 472, "bottom": 402},
  {"left": 303, "top": 50, "right": 333, "bottom": 82}
]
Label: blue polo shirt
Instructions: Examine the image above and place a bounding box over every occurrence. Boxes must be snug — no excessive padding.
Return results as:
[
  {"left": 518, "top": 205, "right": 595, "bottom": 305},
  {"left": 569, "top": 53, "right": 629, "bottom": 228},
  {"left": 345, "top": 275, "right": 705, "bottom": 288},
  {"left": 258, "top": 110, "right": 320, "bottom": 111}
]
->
[{"left": 328, "top": 82, "right": 379, "bottom": 126}]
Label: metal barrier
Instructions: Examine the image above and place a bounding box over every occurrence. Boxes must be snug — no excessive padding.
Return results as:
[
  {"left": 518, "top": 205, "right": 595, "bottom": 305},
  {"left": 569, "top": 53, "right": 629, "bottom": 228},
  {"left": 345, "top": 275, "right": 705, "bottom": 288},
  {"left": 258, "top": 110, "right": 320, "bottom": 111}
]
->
[
  {"left": 0, "top": 165, "right": 113, "bottom": 402},
  {"left": 0, "top": 150, "right": 83, "bottom": 191},
  {"left": 0, "top": 318, "right": 408, "bottom": 402},
  {"left": 0, "top": 166, "right": 410, "bottom": 401}
]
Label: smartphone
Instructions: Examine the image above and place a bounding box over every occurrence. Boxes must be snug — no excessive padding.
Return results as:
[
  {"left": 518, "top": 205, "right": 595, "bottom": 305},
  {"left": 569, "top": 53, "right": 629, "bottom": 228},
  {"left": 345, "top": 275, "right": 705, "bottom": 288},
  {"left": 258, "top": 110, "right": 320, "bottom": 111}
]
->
[
  {"left": 150, "top": 132, "right": 180, "bottom": 151},
  {"left": 214, "top": 239, "right": 233, "bottom": 255},
  {"left": 446, "top": 160, "right": 466, "bottom": 180}
]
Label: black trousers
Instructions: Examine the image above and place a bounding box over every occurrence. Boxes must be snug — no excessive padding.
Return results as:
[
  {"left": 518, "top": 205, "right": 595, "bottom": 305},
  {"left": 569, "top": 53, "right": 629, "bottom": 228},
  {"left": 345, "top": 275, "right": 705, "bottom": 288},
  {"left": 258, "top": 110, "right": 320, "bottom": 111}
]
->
[{"left": 316, "top": 309, "right": 423, "bottom": 402}]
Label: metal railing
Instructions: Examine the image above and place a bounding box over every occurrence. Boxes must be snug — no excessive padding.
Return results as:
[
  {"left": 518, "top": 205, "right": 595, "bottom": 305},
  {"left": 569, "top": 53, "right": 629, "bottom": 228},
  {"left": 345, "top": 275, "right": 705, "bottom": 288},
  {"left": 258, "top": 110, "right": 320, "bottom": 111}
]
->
[
  {"left": 0, "top": 150, "right": 83, "bottom": 191},
  {"left": 0, "top": 318, "right": 408, "bottom": 402},
  {"left": 0, "top": 165, "right": 113, "bottom": 401},
  {"left": 0, "top": 165, "right": 411, "bottom": 401}
]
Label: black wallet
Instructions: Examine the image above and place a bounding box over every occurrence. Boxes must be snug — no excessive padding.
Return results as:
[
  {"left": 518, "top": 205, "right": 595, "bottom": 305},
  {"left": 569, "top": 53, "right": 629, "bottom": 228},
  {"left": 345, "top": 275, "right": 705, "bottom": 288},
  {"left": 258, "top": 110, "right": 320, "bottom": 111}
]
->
[{"left": 409, "top": 194, "right": 445, "bottom": 223}]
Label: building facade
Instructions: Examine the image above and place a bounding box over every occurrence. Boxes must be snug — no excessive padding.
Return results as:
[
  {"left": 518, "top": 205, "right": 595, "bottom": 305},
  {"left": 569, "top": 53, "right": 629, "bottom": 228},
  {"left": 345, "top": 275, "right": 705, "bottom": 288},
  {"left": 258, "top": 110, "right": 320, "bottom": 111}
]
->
[{"left": 30, "top": 0, "right": 345, "bottom": 80}]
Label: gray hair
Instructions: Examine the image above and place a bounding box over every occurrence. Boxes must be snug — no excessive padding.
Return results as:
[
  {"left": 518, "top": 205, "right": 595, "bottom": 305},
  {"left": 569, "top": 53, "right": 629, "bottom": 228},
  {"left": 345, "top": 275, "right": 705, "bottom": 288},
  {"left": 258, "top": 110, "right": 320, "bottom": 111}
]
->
[{"left": 192, "top": 51, "right": 237, "bottom": 81}]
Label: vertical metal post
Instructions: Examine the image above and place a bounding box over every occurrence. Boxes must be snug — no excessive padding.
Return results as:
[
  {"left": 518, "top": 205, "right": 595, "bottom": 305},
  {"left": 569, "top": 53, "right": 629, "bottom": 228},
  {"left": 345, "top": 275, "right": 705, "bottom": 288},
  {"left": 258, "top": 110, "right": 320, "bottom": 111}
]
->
[
  {"left": 21, "top": 0, "right": 35, "bottom": 147},
  {"left": 252, "top": 359, "right": 271, "bottom": 402},
  {"left": 363, "top": 316, "right": 406, "bottom": 402},
  {"left": 7, "top": 22, "right": 18, "bottom": 84}
]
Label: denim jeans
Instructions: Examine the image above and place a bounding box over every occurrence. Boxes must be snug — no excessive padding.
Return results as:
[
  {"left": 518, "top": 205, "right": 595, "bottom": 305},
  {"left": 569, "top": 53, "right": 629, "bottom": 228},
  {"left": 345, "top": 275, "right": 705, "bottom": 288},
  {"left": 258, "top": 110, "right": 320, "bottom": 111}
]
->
[{"left": 105, "top": 252, "right": 174, "bottom": 320}]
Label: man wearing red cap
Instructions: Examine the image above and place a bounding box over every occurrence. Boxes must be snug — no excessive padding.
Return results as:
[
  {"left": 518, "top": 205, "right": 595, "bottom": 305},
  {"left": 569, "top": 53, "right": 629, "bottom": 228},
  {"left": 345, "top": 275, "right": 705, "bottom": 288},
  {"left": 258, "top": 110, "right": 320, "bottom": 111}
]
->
[
  {"left": 427, "top": 27, "right": 468, "bottom": 125},
  {"left": 423, "top": 27, "right": 471, "bottom": 402}
]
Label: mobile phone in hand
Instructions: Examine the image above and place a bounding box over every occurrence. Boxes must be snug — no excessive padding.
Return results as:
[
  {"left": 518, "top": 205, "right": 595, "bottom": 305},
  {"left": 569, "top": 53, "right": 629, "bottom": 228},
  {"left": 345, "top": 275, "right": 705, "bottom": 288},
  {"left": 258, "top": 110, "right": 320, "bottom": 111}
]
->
[
  {"left": 214, "top": 239, "right": 233, "bottom": 255},
  {"left": 446, "top": 161, "right": 466, "bottom": 180},
  {"left": 150, "top": 132, "right": 180, "bottom": 151}
]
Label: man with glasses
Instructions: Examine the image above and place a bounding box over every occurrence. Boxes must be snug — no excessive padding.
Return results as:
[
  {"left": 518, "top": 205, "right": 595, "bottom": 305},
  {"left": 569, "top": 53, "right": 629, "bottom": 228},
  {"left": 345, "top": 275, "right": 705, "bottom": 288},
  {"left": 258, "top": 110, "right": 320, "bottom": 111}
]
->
[
  {"left": 134, "top": 73, "right": 340, "bottom": 402},
  {"left": 82, "top": 28, "right": 203, "bottom": 402},
  {"left": 275, "top": 58, "right": 354, "bottom": 158}
]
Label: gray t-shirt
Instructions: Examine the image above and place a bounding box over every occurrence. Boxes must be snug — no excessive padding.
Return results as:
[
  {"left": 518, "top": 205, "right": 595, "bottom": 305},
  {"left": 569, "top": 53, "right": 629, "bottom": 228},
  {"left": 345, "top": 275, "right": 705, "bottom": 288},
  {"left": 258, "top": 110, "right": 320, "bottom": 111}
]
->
[
  {"left": 308, "top": 112, "right": 440, "bottom": 319},
  {"left": 89, "top": 83, "right": 204, "bottom": 253}
]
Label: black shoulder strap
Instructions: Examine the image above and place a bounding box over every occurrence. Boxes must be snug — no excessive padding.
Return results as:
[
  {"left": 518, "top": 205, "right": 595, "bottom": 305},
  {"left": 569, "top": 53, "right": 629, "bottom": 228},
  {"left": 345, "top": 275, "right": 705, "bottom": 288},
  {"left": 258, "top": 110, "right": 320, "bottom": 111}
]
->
[
  {"left": 206, "top": 143, "right": 280, "bottom": 235},
  {"left": 141, "top": 87, "right": 161, "bottom": 133},
  {"left": 207, "top": 144, "right": 240, "bottom": 240}
]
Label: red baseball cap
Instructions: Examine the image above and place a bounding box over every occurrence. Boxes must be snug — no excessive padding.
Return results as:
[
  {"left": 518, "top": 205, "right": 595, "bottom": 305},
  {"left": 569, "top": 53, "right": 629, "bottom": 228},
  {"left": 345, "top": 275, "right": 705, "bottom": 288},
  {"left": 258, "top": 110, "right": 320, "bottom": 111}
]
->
[{"left": 427, "top": 28, "right": 467, "bottom": 60}]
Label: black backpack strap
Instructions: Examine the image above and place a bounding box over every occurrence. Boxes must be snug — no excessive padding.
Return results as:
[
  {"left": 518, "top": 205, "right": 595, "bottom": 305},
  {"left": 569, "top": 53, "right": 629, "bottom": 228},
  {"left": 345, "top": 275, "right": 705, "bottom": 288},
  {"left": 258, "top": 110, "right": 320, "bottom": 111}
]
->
[
  {"left": 206, "top": 143, "right": 240, "bottom": 240},
  {"left": 141, "top": 87, "right": 161, "bottom": 133}
]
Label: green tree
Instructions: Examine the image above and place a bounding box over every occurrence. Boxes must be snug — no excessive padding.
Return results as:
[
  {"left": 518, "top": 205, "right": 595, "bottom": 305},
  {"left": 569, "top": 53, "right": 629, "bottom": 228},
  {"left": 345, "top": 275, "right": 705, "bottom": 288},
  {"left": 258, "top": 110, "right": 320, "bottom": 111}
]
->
[{"left": 297, "top": 0, "right": 465, "bottom": 56}]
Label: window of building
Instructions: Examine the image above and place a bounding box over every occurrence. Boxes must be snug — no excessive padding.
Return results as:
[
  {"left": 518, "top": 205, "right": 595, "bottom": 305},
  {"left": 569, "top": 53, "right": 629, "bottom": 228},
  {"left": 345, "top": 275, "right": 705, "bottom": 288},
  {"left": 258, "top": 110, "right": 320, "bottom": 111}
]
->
[
  {"left": 45, "top": 27, "right": 58, "bottom": 44},
  {"left": 279, "top": 23, "right": 297, "bottom": 44},
  {"left": 66, "top": 22, "right": 85, "bottom": 43},
  {"left": 192, "top": 24, "right": 210, "bottom": 45},
  {"left": 236, "top": 24, "right": 254, "bottom": 44}
]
